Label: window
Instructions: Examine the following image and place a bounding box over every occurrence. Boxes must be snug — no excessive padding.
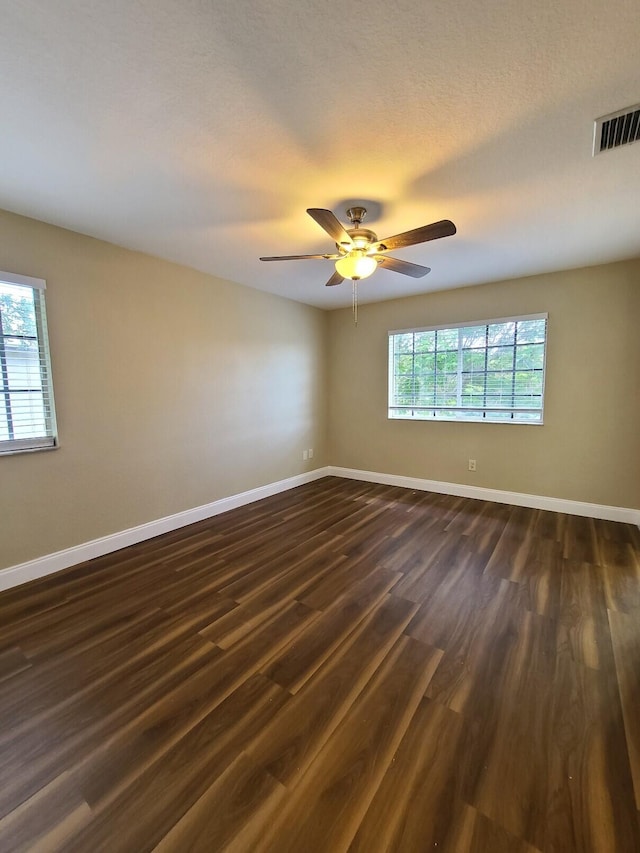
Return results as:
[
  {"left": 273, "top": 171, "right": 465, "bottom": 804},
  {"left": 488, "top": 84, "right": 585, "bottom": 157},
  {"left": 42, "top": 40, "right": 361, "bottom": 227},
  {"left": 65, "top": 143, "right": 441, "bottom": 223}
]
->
[
  {"left": 0, "top": 271, "right": 57, "bottom": 453},
  {"left": 388, "top": 314, "right": 547, "bottom": 423}
]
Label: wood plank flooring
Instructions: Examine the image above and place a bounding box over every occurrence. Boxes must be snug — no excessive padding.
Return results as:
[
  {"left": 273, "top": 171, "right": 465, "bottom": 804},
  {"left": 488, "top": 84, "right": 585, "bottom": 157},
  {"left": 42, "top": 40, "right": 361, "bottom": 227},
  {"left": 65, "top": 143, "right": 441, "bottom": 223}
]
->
[{"left": 1, "top": 476, "right": 640, "bottom": 851}]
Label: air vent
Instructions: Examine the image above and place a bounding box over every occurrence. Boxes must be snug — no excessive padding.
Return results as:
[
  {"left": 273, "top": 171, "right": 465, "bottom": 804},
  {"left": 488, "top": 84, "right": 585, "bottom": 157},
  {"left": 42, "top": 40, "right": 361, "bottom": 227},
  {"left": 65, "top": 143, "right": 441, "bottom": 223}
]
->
[{"left": 593, "top": 104, "right": 640, "bottom": 155}]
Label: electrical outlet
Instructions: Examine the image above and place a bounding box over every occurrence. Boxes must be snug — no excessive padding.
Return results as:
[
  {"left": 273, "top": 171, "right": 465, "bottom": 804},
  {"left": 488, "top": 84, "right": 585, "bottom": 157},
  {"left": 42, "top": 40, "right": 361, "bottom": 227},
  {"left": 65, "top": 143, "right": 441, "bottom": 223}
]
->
[
  {"left": 468, "top": 459, "right": 476, "bottom": 472},
  {"left": 308, "top": 448, "right": 314, "bottom": 459},
  {"left": 303, "top": 450, "right": 308, "bottom": 461}
]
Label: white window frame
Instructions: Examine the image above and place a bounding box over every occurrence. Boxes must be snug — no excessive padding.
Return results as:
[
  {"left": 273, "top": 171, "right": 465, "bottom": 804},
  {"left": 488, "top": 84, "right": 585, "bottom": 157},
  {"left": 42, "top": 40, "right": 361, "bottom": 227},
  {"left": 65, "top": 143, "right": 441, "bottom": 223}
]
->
[
  {"left": 388, "top": 313, "right": 548, "bottom": 424},
  {"left": 0, "top": 270, "right": 58, "bottom": 454}
]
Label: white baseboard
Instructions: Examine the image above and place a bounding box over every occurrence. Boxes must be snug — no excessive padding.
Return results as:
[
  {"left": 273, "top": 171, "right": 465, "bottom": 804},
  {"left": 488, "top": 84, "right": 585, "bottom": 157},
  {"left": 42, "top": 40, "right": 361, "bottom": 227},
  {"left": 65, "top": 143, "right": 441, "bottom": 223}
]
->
[
  {"left": 328, "top": 466, "right": 640, "bottom": 526},
  {"left": 0, "top": 467, "right": 331, "bottom": 592},
  {"left": 3, "top": 464, "right": 638, "bottom": 593}
]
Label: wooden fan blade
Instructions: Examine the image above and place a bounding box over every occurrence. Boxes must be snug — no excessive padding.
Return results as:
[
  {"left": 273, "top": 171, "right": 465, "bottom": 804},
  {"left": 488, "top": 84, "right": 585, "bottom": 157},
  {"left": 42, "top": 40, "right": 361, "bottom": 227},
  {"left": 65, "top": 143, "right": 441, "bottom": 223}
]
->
[
  {"left": 325, "top": 270, "right": 345, "bottom": 287},
  {"left": 260, "top": 253, "right": 340, "bottom": 261},
  {"left": 376, "top": 219, "right": 456, "bottom": 252},
  {"left": 307, "top": 209, "right": 353, "bottom": 247},
  {"left": 376, "top": 256, "right": 431, "bottom": 278}
]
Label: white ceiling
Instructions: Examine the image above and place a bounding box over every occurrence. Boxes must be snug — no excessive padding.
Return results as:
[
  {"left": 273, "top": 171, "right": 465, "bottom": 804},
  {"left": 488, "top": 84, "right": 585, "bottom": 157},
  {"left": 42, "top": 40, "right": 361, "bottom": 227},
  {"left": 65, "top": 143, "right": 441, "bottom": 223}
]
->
[{"left": 0, "top": 0, "right": 638, "bottom": 309}]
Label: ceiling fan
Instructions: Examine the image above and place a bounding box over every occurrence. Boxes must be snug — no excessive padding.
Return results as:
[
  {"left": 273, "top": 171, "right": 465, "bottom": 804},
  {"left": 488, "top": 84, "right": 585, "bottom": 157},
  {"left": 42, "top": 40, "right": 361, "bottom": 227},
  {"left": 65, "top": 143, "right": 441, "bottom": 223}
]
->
[{"left": 260, "top": 207, "right": 457, "bottom": 287}]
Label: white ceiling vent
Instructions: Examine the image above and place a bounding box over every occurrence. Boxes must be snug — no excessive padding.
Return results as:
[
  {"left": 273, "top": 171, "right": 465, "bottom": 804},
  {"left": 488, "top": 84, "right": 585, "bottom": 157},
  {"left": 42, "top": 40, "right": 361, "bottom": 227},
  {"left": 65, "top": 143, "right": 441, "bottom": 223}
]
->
[{"left": 593, "top": 104, "right": 640, "bottom": 155}]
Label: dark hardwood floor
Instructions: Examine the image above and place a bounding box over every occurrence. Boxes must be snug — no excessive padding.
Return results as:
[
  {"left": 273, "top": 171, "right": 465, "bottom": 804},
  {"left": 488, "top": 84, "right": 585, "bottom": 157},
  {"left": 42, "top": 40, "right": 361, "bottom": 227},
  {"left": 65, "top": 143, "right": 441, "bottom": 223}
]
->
[{"left": 1, "top": 476, "right": 640, "bottom": 852}]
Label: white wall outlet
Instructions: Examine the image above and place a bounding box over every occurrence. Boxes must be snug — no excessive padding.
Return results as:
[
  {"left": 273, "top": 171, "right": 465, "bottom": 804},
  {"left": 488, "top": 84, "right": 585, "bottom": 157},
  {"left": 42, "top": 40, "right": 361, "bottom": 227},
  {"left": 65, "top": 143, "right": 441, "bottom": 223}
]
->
[
  {"left": 303, "top": 450, "right": 308, "bottom": 461},
  {"left": 468, "top": 459, "right": 477, "bottom": 472},
  {"left": 308, "top": 448, "right": 314, "bottom": 459}
]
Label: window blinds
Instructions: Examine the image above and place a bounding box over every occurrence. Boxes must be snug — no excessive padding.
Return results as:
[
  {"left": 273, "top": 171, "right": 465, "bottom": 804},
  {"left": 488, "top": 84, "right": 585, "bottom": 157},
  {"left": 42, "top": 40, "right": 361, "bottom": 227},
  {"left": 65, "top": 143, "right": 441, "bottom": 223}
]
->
[
  {"left": 388, "top": 314, "right": 548, "bottom": 423},
  {"left": 0, "top": 271, "right": 57, "bottom": 453}
]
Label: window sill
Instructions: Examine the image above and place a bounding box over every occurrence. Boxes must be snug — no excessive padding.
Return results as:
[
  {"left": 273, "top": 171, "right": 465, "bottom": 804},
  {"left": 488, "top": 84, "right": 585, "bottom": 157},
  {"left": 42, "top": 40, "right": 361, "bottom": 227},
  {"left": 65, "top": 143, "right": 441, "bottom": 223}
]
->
[
  {"left": 388, "top": 415, "right": 544, "bottom": 425},
  {"left": 0, "top": 443, "right": 59, "bottom": 457}
]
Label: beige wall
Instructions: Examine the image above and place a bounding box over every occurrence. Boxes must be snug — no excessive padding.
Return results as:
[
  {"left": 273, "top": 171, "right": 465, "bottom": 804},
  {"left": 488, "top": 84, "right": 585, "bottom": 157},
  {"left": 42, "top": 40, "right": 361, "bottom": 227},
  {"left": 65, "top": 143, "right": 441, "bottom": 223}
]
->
[
  {"left": 0, "top": 210, "right": 328, "bottom": 570},
  {"left": 328, "top": 260, "right": 640, "bottom": 510}
]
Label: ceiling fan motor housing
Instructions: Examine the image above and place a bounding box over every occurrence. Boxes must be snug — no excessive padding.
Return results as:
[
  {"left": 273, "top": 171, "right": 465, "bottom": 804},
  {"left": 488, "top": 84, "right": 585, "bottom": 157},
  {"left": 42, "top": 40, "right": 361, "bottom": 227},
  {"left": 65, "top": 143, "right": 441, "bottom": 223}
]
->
[{"left": 338, "top": 227, "right": 378, "bottom": 252}]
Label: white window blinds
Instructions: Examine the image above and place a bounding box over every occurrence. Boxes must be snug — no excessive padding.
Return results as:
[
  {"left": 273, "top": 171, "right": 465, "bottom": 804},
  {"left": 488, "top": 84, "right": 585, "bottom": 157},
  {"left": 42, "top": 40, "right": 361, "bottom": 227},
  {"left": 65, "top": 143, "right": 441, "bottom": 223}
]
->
[
  {"left": 388, "top": 314, "right": 548, "bottom": 424},
  {"left": 0, "top": 271, "right": 58, "bottom": 453}
]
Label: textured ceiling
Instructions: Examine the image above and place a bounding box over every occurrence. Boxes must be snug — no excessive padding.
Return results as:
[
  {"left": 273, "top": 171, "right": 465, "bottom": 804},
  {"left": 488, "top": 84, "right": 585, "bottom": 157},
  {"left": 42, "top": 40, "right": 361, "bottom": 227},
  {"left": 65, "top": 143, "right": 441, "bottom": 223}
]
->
[{"left": 0, "top": 0, "right": 638, "bottom": 309}]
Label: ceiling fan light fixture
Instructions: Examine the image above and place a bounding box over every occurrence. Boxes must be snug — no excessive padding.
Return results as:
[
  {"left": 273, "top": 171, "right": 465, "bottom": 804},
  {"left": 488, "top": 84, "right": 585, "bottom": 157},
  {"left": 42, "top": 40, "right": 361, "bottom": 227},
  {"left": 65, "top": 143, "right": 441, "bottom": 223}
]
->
[{"left": 335, "top": 251, "right": 377, "bottom": 281}]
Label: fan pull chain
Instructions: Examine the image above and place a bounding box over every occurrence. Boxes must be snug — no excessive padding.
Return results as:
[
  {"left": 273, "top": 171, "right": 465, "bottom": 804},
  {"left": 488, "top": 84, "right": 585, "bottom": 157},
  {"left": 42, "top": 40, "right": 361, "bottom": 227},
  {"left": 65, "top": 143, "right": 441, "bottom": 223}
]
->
[{"left": 352, "top": 279, "right": 358, "bottom": 326}]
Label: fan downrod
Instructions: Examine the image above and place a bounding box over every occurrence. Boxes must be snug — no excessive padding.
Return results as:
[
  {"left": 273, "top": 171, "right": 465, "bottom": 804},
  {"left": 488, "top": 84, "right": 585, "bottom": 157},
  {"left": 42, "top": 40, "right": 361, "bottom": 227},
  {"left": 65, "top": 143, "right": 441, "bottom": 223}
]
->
[{"left": 342, "top": 207, "right": 378, "bottom": 251}]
